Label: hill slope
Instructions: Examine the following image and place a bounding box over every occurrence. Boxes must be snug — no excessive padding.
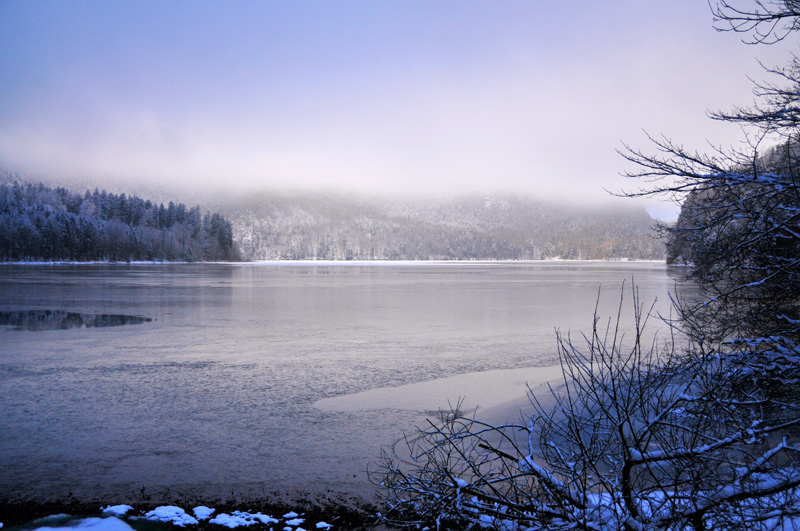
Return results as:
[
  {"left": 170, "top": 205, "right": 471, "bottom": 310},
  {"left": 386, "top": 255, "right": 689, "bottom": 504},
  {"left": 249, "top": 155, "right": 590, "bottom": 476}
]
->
[{"left": 219, "top": 192, "right": 664, "bottom": 261}]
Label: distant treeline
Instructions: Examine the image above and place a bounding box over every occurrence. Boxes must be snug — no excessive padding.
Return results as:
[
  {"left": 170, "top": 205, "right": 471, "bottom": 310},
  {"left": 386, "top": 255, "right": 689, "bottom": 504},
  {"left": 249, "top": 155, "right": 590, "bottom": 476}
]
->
[
  {"left": 0, "top": 182, "right": 239, "bottom": 262},
  {"left": 227, "top": 193, "right": 665, "bottom": 261}
]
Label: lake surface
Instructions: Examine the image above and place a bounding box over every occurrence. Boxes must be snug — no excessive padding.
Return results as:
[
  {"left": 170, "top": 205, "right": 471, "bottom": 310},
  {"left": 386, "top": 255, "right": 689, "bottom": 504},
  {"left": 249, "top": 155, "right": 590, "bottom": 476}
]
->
[{"left": 0, "top": 261, "right": 685, "bottom": 505}]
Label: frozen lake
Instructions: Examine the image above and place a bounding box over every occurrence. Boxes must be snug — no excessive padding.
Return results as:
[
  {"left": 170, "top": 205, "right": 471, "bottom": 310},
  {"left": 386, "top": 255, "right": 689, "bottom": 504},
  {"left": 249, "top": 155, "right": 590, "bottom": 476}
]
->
[{"left": 0, "top": 261, "right": 684, "bottom": 505}]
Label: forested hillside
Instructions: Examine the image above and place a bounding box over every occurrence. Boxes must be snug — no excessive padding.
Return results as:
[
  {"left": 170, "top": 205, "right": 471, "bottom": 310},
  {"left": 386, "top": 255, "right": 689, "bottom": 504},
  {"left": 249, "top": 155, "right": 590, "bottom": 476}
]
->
[
  {"left": 0, "top": 171, "right": 664, "bottom": 262},
  {"left": 665, "top": 141, "right": 800, "bottom": 265},
  {"left": 224, "top": 193, "right": 664, "bottom": 261},
  {"left": 0, "top": 181, "right": 239, "bottom": 262}
]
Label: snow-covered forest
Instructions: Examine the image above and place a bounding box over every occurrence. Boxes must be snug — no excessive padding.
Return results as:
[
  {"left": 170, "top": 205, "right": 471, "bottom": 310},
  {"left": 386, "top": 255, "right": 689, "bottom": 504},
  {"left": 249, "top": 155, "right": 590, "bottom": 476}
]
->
[
  {"left": 0, "top": 173, "right": 666, "bottom": 263},
  {"left": 0, "top": 181, "right": 239, "bottom": 262},
  {"left": 223, "top": 193, "right": 664, "bottom": 261}
]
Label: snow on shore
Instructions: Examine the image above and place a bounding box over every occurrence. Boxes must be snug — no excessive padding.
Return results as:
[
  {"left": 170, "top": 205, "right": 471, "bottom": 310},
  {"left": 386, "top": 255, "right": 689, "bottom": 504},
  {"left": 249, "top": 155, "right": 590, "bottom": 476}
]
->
[{"left": 7, "top": 505, "right": 336, "bottom": 531}]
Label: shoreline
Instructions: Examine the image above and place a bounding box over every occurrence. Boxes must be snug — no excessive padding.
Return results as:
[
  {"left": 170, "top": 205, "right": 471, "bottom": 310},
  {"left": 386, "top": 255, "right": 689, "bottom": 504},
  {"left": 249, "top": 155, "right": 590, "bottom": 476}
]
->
[
  {"left": 0, "top": 497, "right": 378, "bottom": 531},
  {"left": 0, "top": 258, "right": 667, "bottom": 266}
]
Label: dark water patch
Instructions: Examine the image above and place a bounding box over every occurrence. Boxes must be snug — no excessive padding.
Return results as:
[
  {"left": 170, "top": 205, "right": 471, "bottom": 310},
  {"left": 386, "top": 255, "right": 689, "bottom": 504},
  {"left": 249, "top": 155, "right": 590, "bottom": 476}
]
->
[{"left": 0, "top": 310, "right": 152, "bottom": 331}]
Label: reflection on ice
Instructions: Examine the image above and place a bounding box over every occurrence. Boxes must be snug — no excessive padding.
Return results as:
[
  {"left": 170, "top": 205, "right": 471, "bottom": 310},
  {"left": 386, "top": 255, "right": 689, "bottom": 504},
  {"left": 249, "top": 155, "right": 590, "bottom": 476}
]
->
[
  {"left": 313, "top": 364, "right": 565, "bottom": 416},
  {"left": 0, "top": 310, "right": 152, "bottom": 331}
]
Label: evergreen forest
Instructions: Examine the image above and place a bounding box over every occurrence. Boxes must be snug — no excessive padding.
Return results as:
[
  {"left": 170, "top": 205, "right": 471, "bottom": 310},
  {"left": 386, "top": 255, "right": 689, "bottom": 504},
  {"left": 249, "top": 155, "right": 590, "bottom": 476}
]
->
[{"left": 0, "top": 182, "right": 239, "bottom": 262}]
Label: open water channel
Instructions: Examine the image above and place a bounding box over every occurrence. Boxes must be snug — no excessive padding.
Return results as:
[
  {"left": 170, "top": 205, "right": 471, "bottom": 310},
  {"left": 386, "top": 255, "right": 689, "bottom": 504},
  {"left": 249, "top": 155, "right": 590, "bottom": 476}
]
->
[{"left": 0, "top": 261, "right": 686, "bottom": 505}]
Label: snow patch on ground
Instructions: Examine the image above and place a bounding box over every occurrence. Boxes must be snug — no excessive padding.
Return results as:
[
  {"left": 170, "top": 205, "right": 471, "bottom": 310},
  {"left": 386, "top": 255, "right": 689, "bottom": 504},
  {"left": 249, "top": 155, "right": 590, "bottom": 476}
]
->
[
  {"left": 193, "top": 506, "right": 215, "bottom": 520},
  {"left": 144, "top": 506, "right": 199, "bottom": 526},
  {"left": 208, "top": 513, "right": 255, "bottom": 528},
  {"left": 209, "top": 511, "right": 280, "bottom": 527},
  {"left": 100, "top": 505, "right": 133, "bottom": 517}
]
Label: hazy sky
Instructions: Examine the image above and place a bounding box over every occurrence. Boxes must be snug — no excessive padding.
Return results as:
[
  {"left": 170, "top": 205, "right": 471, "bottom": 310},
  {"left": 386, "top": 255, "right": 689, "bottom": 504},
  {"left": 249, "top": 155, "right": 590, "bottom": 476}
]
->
[{"left": 0, "top": 1, "right": 797, "bottom": 214}]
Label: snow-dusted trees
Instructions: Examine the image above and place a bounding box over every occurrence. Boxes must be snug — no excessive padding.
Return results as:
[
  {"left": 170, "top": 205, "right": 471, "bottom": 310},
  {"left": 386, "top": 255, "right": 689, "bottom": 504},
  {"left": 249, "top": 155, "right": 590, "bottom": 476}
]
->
[
  {"left": 626, "top": 129, "right": 800, "bottom": 383},
  {"left": 0, "top": 182, "right": 240, "bottom": 262},
  {"left": 375, "top": 288, "right": 800, "bottom": 530},
  {"left": 622, "top": 8, "right": 800, "bottom": 383}
]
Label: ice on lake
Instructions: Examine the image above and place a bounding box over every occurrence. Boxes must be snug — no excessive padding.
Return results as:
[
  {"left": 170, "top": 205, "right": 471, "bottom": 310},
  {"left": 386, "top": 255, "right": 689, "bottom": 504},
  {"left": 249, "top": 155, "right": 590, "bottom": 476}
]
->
[{"left": 0, "top": 261, "right": 687, "bottom": 504}]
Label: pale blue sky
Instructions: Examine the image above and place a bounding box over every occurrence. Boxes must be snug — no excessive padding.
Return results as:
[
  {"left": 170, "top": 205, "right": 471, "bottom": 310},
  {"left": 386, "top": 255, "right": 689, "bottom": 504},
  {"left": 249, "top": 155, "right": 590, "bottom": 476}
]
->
[{"left": 0, "top": 1, "right": 796, "bottom": 212}]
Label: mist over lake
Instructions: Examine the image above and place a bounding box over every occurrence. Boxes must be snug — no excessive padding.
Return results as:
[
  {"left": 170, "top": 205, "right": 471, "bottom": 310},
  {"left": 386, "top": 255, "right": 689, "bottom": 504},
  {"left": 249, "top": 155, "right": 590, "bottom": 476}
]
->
[{"left": 0, "top": 261, "right": 681, "bottom": 505}]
